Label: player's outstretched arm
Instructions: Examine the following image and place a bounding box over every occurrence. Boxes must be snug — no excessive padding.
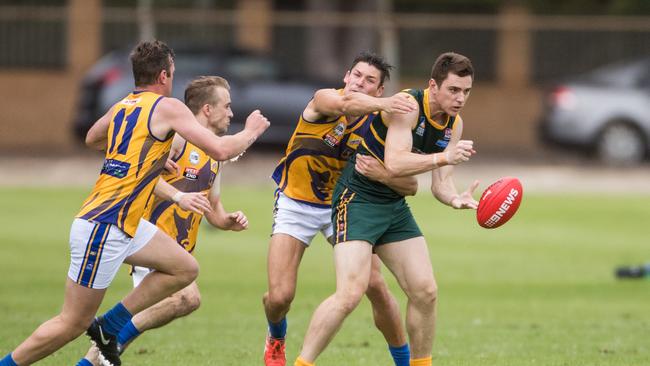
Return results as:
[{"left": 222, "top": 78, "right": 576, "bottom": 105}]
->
[
  {"left": 309, "top": 89, "right": 417, "bottom": 120},
  {"left": 153, "top": 179, "right": 212, "bottom": 215},
  {"left": 354, "top": 154, "right": 418, "bottom": 196},
  {"left": 85, "top": 106, "right": 114, "bottom": 150},
  {"left": 152, "top": 98, "right": 270, "bottom": 161},
  {"left": 203, "top": 172, "right": 248, "bottom": 231},
  {"left": 430, "top": 166, "right": 479, "bottom": 209}
]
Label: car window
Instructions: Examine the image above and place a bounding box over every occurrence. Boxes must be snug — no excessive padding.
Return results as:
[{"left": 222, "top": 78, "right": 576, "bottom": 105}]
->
[{"left": 586, "top": 59, "right": 649, "bottom": 88}]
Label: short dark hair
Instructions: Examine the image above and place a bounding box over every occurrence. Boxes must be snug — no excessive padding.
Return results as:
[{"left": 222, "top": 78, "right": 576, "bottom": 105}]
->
[
  {"left": 184, "top": 76, "right": 230, "bottom": 115},
  {"left": 430, "top": 52, "right": 474, "bottom": 86},
  {"left": 350, "top": 51, "right": 393, "bottom": 86},
  {"left": 129, "top": 40, "right": 175, "bottom": 87}
]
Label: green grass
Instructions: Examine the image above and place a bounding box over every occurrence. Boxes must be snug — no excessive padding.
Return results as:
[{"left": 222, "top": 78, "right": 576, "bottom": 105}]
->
[{"left": 0, "top": 186, "right": 649, "bottom": 365}]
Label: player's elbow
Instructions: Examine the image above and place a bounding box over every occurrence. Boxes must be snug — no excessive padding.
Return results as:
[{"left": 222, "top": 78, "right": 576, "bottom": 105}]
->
[
  {"left": 404, "top": 180, "right": 419, "bottom": 196},
  {"left": 85, "top": 133, "right": 103, "bottom": 150}
]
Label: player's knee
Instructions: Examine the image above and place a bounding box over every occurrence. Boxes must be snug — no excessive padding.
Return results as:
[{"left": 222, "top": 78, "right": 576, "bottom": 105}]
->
[
  {"left": 59, "top": 312, "right": 94, "bottom": 337},
  {"left": 410, "top": 282, "right": 438, "bottom": 307},
  {"left": 267, "top": 287, "right": 295, "bottom": 310},
  {"left": 177, "top": 256, "right": 200, "bottom": 285},
  {"left": 335, "top": 287, "right": 365, "bottom": 314},
  {"left": 177, "top": 290, "right": 201, "bottom": 315},
  {"left": 366, "top": 274, "right": 389, "bottom": 300}
]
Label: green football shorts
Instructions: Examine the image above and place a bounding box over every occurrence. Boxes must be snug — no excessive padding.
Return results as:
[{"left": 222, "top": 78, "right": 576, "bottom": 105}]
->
[{"left": 332, "top": 187, "right": 422, "bottom": 246}]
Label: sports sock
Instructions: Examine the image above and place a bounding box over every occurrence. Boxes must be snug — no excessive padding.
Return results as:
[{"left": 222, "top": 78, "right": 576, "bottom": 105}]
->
[
  {"left": 101, "top": 302, "right": 133, "bottom": 336},
  {"left": 294, "top": 356, "right": 315, "bottom": 366},
  {"left": 117, "top": 319, "right": 141, "bottom": 346},
  {"left": 0, "top": 353, "right": 18, "bottom": 366},
  {"left": 410, "top": 356, "right": 432, "bottom": 366},
  {"left": 75, "top": 358, "right": 93, "bottom": 366},
  {"left": 268, "top": 317, "right": 287, "bottom": 339},
  {"left": 388, "top": 343, "right": 410, "bottom": 366}
]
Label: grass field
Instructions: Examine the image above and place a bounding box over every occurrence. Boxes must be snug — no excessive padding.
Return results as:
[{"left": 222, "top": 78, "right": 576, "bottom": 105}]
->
[{"left": 0, "top": 185, "right": 649, "bottom": 365}]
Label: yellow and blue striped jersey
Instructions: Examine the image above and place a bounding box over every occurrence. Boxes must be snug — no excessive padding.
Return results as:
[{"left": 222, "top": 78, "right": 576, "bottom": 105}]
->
[
  {"left": 271, "top": 100, "right": 372, "bottom": 207},
  {"left": 77, "top": 91, "right": 173, "bottom": 237},
  {"left": 143, "top": 141, "right": 219, "bottom": 253}
]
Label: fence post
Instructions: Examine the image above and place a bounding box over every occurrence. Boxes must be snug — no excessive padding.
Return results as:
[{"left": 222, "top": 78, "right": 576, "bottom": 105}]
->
[
  {"left": 236, "top": 0, "right": 272, "bottom": 52},
  {"left": 67, "top": 0, "right": 102, "bottom": 77},
  {"left": 497, "top": 3, "right": 531, "bottom": 87}
]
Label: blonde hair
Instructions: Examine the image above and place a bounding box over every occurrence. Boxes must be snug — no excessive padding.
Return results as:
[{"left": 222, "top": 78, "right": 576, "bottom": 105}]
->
[{"left": 184, "top": 76, "right": 230, "bottom": 115}]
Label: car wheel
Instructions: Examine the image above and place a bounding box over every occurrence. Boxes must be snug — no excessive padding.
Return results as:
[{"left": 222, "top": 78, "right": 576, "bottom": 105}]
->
[{"left": 596, "top": 122, "right": 646, "bottom": 165}]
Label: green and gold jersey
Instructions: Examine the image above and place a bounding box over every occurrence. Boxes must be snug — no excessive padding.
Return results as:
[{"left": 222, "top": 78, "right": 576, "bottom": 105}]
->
[{"left": 340, "top": 88, "right": 458, "bottom": 202}]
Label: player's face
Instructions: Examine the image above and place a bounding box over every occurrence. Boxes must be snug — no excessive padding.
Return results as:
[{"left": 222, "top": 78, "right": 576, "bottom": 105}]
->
[
  {"left": 343, "top": 62, "right": 384, "bottom": 97},
  {"left": 430, "top": 72, "right": 472, "bottom": 116},
  {"left": 207, "top": 87, "right": 233, "bottom": 136}
]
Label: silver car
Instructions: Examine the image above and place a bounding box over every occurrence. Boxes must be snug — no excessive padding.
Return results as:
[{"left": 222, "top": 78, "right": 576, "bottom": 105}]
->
[{"left": 539, "top": 56, "right": 650, "bottom": 165}]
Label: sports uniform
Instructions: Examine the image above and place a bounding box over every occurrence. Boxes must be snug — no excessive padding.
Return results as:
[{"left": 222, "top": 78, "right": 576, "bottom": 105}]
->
[
  {"left": 70, "top": 91, "right": 172, "bottom": 289},
  {"left": 333, "top": 88, "right": 458, "bottom": 245},
  {"left": 271, "top": 95, "right": 372, "bottom": 244},
  {"left": 132, "top": 141, "right": 220, "bottom": 285}
]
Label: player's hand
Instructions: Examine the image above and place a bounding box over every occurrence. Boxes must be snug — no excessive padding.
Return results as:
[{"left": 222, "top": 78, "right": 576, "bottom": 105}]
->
[
  {"left": 164, "top": 159, "right": 180, "bottom": 175},
  {"left": 244, "top": 110, "right": 271, "bottom": 138},
  {"left": 176, "top": 192, "right": 212, "bottom": 214},
  {"left": 450, "top": 180, "right": 480, "bottom": 209},
  {"left": 354, "top": 154, "right": 386, "bottom": 183},
  {"left": 224, "top": 211, "right": 248, "bottom": 231},
  {"left": 381, "top": 94, "right": 418, "bottom": 114},
  {"left": 445, "top": 140, "right": 476, "bottom": 165}
]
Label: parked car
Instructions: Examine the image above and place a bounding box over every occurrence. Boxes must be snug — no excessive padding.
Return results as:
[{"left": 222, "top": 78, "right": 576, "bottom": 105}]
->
[
  {"left": 538, "top": 56, "right": 650, "bottom": 165},
  {"left": 72, "top": 47, "right": 328, "bottom": 146}
]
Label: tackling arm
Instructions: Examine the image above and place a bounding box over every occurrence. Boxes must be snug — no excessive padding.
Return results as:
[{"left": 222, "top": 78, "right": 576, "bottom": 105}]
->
[
  {"left": 354, "top": 154, "right": 418, "bottom": 196},
  {"left": 153, "top": 179, "right": 212, "bottom": 215}
]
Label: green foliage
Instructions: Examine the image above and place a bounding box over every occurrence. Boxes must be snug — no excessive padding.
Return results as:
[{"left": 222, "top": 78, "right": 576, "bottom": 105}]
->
[{"left": 0, "top": 186, "right": 649, "bottom": 365}]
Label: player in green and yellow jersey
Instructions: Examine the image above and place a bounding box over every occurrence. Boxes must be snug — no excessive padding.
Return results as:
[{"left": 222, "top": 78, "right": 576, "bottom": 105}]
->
[
  {"left": 264, "top": 52, "right": 419, "bottom": 366},
  {"left": 295, "top": 53, "right": 478, "bottom": 366}
]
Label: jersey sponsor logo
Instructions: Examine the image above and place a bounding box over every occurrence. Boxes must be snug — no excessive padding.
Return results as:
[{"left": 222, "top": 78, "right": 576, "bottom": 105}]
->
[
  {"left": 100, "top": 159, "right": 131, "bottom": 178},
  {"left": 435, "top": 139, "right": 449, "bottom": 148},
  {"left": 415, "top": 117, "right": 426, "bottom": 136},
  {"left": 183, "top": 167, "right": 199, "bottom": 180},
  {"left": 189, "top": 150, "right": 200, "bottom": 165},
  {"left": 323, "top": 121, "right": 346, "bottom": 147},
  {"left": 120, "top": 97, "right": 141, "bottom": 106},
  {"left": 444, "top": 128, "right": 452, "bottom": 139}
]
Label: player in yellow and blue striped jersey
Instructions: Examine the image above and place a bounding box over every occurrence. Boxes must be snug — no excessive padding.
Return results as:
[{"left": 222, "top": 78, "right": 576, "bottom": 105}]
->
[{"left": 0, "top": 41, "right": 269, "bottom": 366}]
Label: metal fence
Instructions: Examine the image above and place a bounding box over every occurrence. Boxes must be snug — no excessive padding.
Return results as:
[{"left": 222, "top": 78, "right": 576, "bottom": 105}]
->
[{"left": 1, "top": 5, "right": 649, "bottom": 83}]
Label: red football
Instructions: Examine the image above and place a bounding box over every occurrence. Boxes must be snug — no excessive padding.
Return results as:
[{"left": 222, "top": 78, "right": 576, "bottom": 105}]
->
[{"left": 476, "top": 177, "right": 523, "bottom": 229}]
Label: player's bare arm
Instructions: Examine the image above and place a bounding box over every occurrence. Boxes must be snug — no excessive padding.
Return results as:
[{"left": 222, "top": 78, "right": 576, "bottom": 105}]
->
[
  {"left": 163, "top": 134, "right": 187, "bottom": 174},
  {"left": 309, "top": 89, "right": 417, "bottom": 121},
  {"left": 430, "top": 119, "right": 479, "bottom": 209},
  {"left": 384, "top": 97, "right": 475, "bottom": 177},
  {"left": 151, "top": 97, "right": 269, "bottom": 161},
  {"left": 354, "top": 154, "right": 418, "bottom": 196},
  {"left": 85, "top": 106, "right": 114, "bottom": 150},
  {"left": 153, "top": 178, "right": 212, "bottom": 214},
  {"left": 203, "top": 171, "right": 248, "bottom": 231}
]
